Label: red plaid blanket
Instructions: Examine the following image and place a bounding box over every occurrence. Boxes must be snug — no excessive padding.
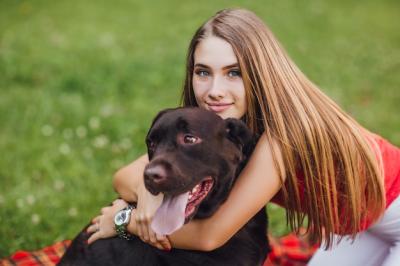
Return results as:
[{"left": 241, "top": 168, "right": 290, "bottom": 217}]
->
[
  {"left": 0, "top": 234, "right": 317, "bottom": 266},
  {"left": 0, "top": 240, "right": 71, "bottom": 266},
  {"left": 264, "top": 233, "right": 318, "bottom": 266}
]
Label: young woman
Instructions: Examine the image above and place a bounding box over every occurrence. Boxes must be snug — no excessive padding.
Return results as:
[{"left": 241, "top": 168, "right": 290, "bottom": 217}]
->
[{"left": 87, "top": 8, "right": 400, "bottom": 265}]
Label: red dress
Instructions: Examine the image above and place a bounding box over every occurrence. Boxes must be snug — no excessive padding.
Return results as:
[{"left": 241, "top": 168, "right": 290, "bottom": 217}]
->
[{"left": 374, "top": 134, "right": 400, "bottom": 208}]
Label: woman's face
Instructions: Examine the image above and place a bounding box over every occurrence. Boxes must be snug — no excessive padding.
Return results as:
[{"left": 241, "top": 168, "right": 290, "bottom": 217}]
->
[{"left": 192, "top": 36, "right": 247, "bottom": 119}]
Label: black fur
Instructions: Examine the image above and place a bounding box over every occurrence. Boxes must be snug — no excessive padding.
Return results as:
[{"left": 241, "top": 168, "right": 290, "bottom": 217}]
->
[{"left": 59, "top": 107, "right": 269, "bottom": 266}]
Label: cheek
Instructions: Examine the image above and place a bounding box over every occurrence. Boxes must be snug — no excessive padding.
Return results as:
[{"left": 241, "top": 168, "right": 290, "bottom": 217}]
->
[
  {"left": 241, "top": 91, "right": 247, "bottom": 109},
  {"left": 234, "top": 82, "right": 246, "bottom": 104},
  {"left": 235, "top": 82, "right": 247, "bottom": 116},
  {"left": 192, "top": 79, "right": 208, "bottom": 105}
]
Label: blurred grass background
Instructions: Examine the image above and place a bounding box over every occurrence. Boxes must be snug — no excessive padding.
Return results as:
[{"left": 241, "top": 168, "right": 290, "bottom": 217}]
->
[{"left": 0, "top": 0, "right": 399, "bottom": 257}]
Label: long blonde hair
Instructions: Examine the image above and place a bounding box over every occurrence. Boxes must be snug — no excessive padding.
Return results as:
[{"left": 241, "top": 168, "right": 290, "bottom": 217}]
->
[{"left": 181, "top": 8, "right": 385, "bottom": 247}]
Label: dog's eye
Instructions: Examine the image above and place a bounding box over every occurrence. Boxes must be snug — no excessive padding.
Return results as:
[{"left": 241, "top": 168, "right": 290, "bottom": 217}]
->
[{"left": 183, "top": 135, "right": 198, "bottom": 144}]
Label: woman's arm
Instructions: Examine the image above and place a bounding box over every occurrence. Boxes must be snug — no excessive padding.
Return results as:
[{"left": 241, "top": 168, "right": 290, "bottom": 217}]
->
[
  {"left": 113, "top": 153, "right": 166, "bottom": 246},
  {"left": 168, "top": 133, "right": 285, "bottom": 251},
  {"left": 113, "top": 153, "right": 164, "bottom": 227},
  {"left": 88, "top": 153, "right": 170, "bottom": 249},
  {"left": 112, "top": 154, "right": 148, "bottom": 202}
]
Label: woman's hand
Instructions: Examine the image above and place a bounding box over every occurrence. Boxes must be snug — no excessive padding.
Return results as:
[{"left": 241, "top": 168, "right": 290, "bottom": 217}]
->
[
  {"left": 87, "top": 199, "right": 128, "bottom": 244},
  {"left": 127, "top": 209, "right": 172, "bottom": 251},
  {"left": 112, "top": 154, "right": 171, "bottom": 250},
  {"left": 86, "top": 198, "right": 171, "bottom": 250},
  {"left": 134, "top": 181, "right": 165, "bottom": 244},
  {"left": 112, "top": 154, "right": 164, "bottom": 243}
]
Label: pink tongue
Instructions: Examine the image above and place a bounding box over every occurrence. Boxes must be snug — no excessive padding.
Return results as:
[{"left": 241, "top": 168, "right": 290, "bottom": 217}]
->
[{"left": 151, "top": 192, "right": 189, "bottom": 235}]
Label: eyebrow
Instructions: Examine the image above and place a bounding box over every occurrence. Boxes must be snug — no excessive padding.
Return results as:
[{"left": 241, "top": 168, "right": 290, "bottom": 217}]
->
[{"left": 194, "top": 63, "right": 239, "bottom": 70}]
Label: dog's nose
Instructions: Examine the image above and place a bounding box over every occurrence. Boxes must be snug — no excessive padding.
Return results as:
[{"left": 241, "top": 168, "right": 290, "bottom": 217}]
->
[{"left": 144, "top": 165, "right": 167, "bottom": 184}]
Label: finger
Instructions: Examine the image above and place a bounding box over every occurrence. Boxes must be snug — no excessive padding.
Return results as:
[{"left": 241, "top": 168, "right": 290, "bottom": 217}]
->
[
  {"left": 143, "top": 214, "right": 154, "bottom": 242},
  {"left": 86, "top": 223, "right": 99, "bottom": 234},
  {"left": 136, "top": 219, "right": 143, "bottom": 239},
  {"left": 156, "top": 234, "right": 172, "bottom": 250},
  {"left": 140, "top": 221, "right": 150, "bottom": 241},
  {"left": 87, "top": 231, "right": 101, "bottom": 245},
  {"left": 155, "top": 243, "right": 165, "bottom": 250},
  {"left": 148, "top": 226, "right": 157, "bottom": 244},
  {"left": 161, "top": 239, "right": 172, "bottom": 250},
  {"left": 156, "top": 234, "right": 166, "bottom": 241},
  {"left": 91, "top": 216, "right": 101, "bottom": 224},
  {"left": 138, "top": 234, "right": 147, "bottom": 243},
  {"left": 141, "top": 213, "right": 153, "bottom": 242},
  {"left": 135, "top": 213, "right": 147, "bottom": 240}
]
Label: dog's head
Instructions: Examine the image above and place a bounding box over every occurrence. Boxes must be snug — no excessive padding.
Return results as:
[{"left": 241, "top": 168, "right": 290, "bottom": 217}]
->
[{"left": 144, "top": 107, "right": 253, "bottom": 229}]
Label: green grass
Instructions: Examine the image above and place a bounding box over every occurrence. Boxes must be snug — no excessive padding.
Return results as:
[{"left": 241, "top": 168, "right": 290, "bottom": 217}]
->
[{"left": 0, "top": 0, "right": 399, "bottom": 257}]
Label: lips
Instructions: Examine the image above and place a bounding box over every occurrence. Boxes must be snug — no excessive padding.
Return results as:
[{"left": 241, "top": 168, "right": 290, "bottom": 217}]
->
[{"left": 206, "top": 102, "right": 233, "bottom": 113}]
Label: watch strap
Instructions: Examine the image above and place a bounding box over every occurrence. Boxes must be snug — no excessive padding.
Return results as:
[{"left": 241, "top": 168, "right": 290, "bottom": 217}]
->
[{"left": 115, "top": 224, "right": 135, "bottom": 241}]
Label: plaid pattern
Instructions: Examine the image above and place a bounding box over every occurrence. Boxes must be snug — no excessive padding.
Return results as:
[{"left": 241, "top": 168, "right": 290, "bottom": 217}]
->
[
  {"left": 264, "top": 233, "right": 318, "bottom": 266},
  {"left": 0, "top": 235, "right": 317, "bottom": 266},
  {"left": 0, "top": 240, "right": 71, "bottom": 266}
]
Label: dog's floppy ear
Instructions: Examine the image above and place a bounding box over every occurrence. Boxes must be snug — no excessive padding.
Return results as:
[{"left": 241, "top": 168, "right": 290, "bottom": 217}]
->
[
  {"left": 149, "top": 109, "right": 171, "bottom": 130},
  {"left": 225, "top": 118, "right": 253, "bottom": 151},
  {"left": 146, "top": 108, "right": 176, "bottom": 159},
  {"left": 148, "top": 107, "right": 182, "bottom": 132}
]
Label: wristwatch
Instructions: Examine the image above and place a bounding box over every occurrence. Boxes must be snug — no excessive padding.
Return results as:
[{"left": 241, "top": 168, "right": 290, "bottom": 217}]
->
[{"left": 114, "top": 203, "right": 137, "bottom": 240}]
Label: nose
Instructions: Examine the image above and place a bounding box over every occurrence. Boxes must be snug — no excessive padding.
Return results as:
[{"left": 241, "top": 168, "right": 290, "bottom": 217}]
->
[
  {"left": 208, "top": 76, "right": 226, "bottom": 100},
  {"left": 144, "top": 165, "right": 167, "bottom": 185}
]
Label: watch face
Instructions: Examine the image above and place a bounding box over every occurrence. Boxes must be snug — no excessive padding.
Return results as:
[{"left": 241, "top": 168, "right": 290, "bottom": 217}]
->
[{"left": 114, "top": 209, "right": 131, "bottom": 226}]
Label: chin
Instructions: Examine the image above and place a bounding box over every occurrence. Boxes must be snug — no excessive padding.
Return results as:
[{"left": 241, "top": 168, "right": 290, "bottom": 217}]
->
[{"left": 220, "top": 111, "right": 242, "bottom": 120}]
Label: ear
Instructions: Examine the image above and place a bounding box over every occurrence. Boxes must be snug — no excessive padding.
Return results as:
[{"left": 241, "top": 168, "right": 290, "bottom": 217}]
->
[
  {"left": 225, "top": 118, "right": 253, "bottom": 151},
  {"left": 146, "top": 108, "right": 175, "bottom": 143},
  {"left": 148, "top": 107, "right": 182, "bottom": 131},
  {"left": 146, "top": 108, "right": 176, "bottom": 159},
  {"left": 149, "top": 109, "right": 170, "bottom": 129}
]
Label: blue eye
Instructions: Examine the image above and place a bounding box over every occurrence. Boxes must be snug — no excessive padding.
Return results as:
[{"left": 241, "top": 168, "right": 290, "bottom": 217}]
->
[
  {"left": 228, "top": 69, "right": 241, "bottom": 77},
  {"left": 195, "top": 70, "right": 209, "bottom": 77}
]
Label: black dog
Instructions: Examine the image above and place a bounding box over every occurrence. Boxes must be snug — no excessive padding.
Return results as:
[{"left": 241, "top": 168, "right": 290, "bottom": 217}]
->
[{"left": 59, "top": 107, "right": 269, "bottom": 266}]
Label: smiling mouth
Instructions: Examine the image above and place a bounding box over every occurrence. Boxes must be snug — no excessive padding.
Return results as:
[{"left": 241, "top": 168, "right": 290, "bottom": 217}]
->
[
  {"left": 184, "top": 177, "right": 214, "bottom": 221},
  {"left": 207, "top": 103, "right": 233, "bottom": 113}
]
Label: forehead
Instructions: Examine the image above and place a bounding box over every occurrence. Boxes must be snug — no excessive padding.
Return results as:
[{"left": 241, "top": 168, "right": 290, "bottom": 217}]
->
[{"left": 194, "top": 36, "right": 238, "bottom": 68}]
